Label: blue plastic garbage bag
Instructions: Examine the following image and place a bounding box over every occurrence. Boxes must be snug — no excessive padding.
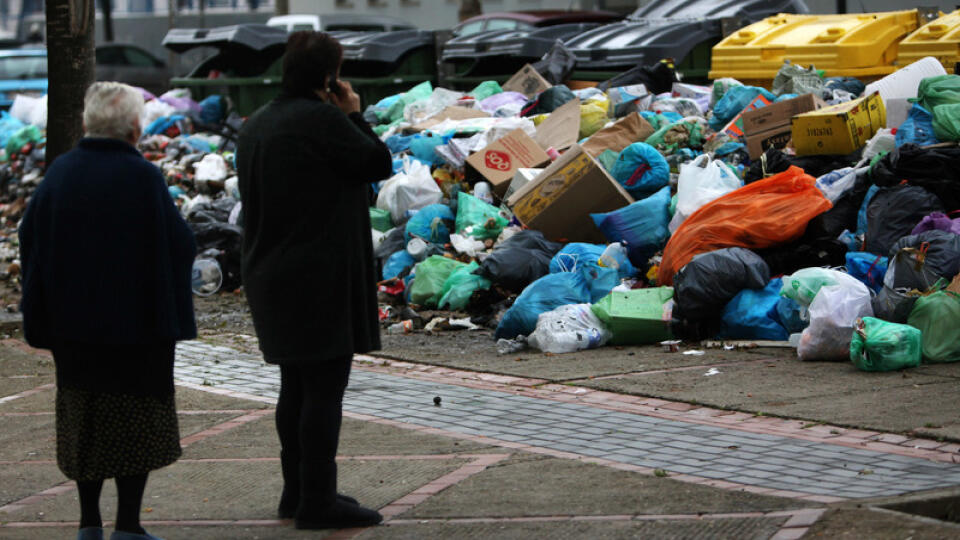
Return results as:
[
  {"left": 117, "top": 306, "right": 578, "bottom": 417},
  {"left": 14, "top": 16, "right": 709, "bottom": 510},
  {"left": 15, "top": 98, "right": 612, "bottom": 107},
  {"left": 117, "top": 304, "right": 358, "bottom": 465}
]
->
[
  {"left": 718, "top": 278, "right": 789, "bottom": 341},
  {"left": 0, "top": 111, "right": 24, "bottom": 149},
  {"left": 590, "top": 186, "right": 671, "bottom": 268},
  {"left": 775, "top": 296, "right": 808, "bottom": 334},
  {"left": 846, "top": 252, "right": 888, "bottom": 293},
  {"left": 495, "top": 272, "right": 591, "bottom": 340},
  {"left": 610, "top": 142, "right": 670, "bottom": 198},
  {"left": 856, "top": 185, "right": 880, "bottom": 236},
  {"left": 896, "top": 104, "right": 938, "bottom": 147},
  {"left": 409, "top": 132, "right": 452, "bottom": 166},
  {"left": 386, "top": 133, "right": 416, "bottom": 154},
  {"left": 145, "top": 114, "right": 187, "bottom": 135},
  {"left": 405, "top": 204, "right": 454, "bottom": 244},
  {"left": 549, "top": 243, "right": 635, "bottom": 303},
  {"left": 709, "top": 86, "right": 776, "bottom": 131},
  {"left": 382, "top": 249, "right": 417, "bottom": 280},
  {"left": 198, "top": 95, "right": 225, "bottom": 124}
]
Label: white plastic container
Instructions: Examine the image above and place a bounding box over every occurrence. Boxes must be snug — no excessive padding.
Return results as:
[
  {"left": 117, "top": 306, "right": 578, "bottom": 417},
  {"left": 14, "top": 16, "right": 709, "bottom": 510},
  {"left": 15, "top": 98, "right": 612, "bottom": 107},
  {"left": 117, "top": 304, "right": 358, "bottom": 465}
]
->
[{"left": 864, "top": 56, "right": 947, "bottom": 128}]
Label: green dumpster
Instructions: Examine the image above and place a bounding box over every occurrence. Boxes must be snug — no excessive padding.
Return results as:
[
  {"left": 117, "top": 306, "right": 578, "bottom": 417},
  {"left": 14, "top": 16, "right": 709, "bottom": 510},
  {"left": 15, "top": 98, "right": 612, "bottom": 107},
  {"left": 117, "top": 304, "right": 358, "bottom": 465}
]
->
[{"left": 336, "top": 29, "right": 438, "bottom": 107}]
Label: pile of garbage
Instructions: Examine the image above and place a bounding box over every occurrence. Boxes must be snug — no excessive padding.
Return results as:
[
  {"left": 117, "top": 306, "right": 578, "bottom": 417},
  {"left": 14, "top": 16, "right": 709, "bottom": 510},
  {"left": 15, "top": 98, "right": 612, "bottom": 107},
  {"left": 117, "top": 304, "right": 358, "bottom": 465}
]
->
[{"left": 367, "top": 54, "right": 960, "bottom": 371}]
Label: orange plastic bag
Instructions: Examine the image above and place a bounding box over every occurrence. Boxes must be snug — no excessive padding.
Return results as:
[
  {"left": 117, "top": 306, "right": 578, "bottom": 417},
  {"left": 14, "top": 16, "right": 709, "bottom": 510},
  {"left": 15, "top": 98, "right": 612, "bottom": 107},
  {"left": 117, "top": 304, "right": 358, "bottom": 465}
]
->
[{"left": 659, "top": 166, "right": 831, "bottom": 286}]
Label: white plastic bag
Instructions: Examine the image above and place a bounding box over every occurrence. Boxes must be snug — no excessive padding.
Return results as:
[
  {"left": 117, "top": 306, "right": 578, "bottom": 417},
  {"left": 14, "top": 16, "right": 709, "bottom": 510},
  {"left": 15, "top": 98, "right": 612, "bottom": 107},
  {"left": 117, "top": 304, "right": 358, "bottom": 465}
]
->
[
  {"left": 376, "top": 158, "right": 443, "bottom": 223},
  {"left": 403, "top": 87, "right": 464, "bottom": 124},
  {"left": 527, "top": 304, "right": 612, "bottom": 354},
  {"left": 797, "top": 282, "right": 873, "bottom": 361},
  {"left": 669, "top": 154, "right": 742, "bottom": 232},
  {"left": 10, "top": 94, "right": 47, "bottom": 129},
  {"left": 815, "top": 167, "right": 859, "bottom": 203},
  {"left": 450, "top": 233, "right": 485, "bottom": 258},
  {"left": 142, "top": 99, "right": 177, "bottom": 127},
  {"left": 194, "top": 154, "right": 228, "bottom": 182}
]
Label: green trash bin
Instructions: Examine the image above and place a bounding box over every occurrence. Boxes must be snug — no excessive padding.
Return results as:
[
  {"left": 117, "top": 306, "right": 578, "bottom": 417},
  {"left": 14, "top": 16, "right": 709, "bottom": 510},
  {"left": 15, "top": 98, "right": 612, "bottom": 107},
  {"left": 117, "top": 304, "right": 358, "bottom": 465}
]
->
[
  {"left": 337, "top": 30, "right": 438, "bottom": 108},
  {"left": 163, "top": 24, "right": 288, "bottom": 117}
]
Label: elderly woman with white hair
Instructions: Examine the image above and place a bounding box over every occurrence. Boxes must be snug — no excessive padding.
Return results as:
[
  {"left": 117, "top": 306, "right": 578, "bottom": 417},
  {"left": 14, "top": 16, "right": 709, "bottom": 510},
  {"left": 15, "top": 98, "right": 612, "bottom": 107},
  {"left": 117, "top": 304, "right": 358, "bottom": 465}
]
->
[{"left": 19, "top": 82, "right": 196, "bottom": 540}]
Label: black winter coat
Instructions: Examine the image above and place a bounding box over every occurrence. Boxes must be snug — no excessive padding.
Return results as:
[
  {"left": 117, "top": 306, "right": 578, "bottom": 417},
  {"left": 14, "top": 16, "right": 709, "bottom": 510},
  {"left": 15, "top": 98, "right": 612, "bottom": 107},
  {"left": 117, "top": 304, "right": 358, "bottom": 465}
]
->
[
  {"left": 19, "top": 138, "right": 197, "bottom": 349},
  {"left": 237, "top": 93, "right": 391, "bottom": 363}
]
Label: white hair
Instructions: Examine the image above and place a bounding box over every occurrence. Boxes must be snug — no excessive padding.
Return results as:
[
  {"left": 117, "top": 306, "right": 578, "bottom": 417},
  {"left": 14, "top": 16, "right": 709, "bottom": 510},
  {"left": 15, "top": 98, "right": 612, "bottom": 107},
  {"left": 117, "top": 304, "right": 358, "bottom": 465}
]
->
[{"left": 83, "top": 82, "right": 145, "bottom": 141}]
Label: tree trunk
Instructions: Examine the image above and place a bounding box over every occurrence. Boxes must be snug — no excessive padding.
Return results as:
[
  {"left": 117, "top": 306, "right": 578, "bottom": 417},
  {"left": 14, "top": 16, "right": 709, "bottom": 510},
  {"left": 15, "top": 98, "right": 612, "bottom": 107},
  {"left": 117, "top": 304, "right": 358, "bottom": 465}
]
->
[
  {"left": 45, "top": 0, "right": 95, "bottom": 167},
  {"left": 100, "top": 0, "right": 113, "bottom": 41},
  {"left": 458, "top": 0, "right": 481, "bottom": 22},
  {"left": 274, "top": 0, "right": 288, "bottom": 16}
]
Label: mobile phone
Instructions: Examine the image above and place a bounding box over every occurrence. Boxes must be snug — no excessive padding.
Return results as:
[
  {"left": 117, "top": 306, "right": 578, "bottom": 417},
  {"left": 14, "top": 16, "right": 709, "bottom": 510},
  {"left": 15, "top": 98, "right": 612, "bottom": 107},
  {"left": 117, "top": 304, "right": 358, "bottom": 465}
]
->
[{"left": 327, "top": 78, "right": 345, "bottom": 98}]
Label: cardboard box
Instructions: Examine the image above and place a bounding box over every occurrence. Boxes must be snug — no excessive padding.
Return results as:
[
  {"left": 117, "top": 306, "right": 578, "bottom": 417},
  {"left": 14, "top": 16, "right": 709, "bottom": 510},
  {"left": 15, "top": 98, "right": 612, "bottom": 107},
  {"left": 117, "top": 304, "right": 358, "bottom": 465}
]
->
[
  {"left": 742, "top": 94, "right": 823, "bottom": 136},
  {"left": 533, "top": 98, "right": 581, "bottom": 151},
  {"left": 720, "top": 94, "right": 773, "bottom": 139},
  {"left": 504, "top": 167, "right": 544, "bottom": 200},
  {"left": 581, "top": 112, "right": 655, "bottom": 157},
  {"left": 502, "top": 64, "right": 551, "bottom": 98},
  {"left": 792, "top": 92, "right": 886, "bottom": 156},
  {"left": 745, "top": 130, "right": 794, "bottom": 159},
  {"left": 506, "top": 144, "right": 634, "bottom": 243},
  {"left": 466, "top": 128, "right": 551, "bottom": 197}
]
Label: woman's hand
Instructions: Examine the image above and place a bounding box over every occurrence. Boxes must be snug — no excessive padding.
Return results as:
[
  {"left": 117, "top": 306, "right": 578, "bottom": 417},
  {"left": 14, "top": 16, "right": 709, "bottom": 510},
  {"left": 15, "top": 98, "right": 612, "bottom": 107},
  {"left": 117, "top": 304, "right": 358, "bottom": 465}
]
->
[{"left": 327, "top": 80, "right": 361, "bottom": 115}]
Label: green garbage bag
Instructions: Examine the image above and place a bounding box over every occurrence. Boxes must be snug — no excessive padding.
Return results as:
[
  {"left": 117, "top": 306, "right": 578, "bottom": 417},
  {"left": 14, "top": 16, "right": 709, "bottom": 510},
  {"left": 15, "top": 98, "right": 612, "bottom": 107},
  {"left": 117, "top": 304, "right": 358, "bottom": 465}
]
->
[
  {"left": 669, "top": 193, "right": 678, "bottom": 217},
  {"left": 438, "top": 261, "right": 491, "bottom": 311},
  {"left": 386, "top": 81, "right": 433, "bottom": 123},
  {"left": 409, "top": 255, "right": 466, "bottom": 307},
  {"left": 932, "top": 103, "right": 960, "bottom": 142},
  {"left": 591, "top": 287, "right": 674, "bottom": 345},
  {"left": 907, "top": 290, "right": 960, "bottom": 363},
  {"left": 5, "top": 125, "right": 43, "bottom": 156},
  {"left": 644, "top": 120, "right": 703, "bottom": 156},
  {"left": 470, "top": 80, "right": 503, "bottom": 101},
  {"left": 369, "top": 207, "right": 394, "bottom": 233},
  {"left": 780, "top": 268, "right": 860, "bottom": 307},
  {"left": 914, "top": 74, "right": 960, "bottom": 113},
  {"left": 850, "top": 317, "right": 922, "bottom": 372},
  {"left": 454, "top": 191, "right": 509, "bottom": 240}
]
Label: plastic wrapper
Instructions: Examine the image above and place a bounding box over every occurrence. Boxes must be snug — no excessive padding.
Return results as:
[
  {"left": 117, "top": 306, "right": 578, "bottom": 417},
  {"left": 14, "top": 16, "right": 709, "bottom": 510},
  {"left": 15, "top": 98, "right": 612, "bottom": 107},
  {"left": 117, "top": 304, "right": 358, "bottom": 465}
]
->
[
  {"left": 797, "top": 281, "right": 873, "bottom": 362},
  {"left": 495, "top": 272, "right": 591, "bottom": 340},
  {"left": 780, "top": 267, "right": 866, "bottom": 307},
  {"left": 850, "top": 317, "right": 922, "bottom": 372},
  {"left": 527, "top": 304, "right": 612, "bottom": 354},
  {"left": 908, "top": 291, "right": 960, "bottom": 364},
  {"left": 376, "top": 159, "right": 443, "bottom": 224},
  {"left": 454, "top": 191, "right": 509, "bottom": 240},
  {"left": 669, "top": 155, "right": 742, "bottom": 233}
]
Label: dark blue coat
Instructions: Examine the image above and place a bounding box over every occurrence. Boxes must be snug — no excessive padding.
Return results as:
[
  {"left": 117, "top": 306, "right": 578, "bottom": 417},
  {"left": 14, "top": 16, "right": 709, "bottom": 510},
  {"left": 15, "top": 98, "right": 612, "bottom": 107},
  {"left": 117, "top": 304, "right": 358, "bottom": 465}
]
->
[{"left": 19, "top": 138, "right": 197, "bottom": 349}]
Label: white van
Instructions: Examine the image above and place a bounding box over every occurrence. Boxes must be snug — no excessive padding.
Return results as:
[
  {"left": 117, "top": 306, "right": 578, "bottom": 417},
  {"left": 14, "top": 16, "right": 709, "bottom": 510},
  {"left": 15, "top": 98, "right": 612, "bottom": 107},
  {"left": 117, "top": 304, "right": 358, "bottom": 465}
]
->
[{"left": 266, "top": 14, "right": 416, "bottom": 33}]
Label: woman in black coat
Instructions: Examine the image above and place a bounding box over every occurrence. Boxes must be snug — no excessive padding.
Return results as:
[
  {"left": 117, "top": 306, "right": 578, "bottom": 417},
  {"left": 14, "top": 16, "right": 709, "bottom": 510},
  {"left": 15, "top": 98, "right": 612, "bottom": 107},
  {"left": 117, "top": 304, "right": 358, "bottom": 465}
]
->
[
  {"left": 19, "top": 82, "right": 197, "bottom": 540},
  {"left": 236, "top": 32, "right": 392, "bottom": 530}
]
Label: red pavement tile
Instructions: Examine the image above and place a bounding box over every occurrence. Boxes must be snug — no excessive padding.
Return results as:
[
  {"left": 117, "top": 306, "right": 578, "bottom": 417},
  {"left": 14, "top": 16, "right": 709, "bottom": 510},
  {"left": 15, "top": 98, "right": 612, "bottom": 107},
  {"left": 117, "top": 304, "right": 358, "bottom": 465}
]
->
[
  {"left": 870, "top": 433, "right": 910, "bottom": 444},
  {"left": 902, "top": 439, "right": 947, "bottom": 450}
]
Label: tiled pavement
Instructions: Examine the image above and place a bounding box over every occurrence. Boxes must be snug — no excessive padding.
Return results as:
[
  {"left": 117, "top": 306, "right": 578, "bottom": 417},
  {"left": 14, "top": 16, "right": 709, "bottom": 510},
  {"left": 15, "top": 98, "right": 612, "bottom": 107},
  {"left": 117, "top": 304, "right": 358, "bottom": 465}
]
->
[{"left": 174, "top": 340, "right": 960, "bottom": 502}]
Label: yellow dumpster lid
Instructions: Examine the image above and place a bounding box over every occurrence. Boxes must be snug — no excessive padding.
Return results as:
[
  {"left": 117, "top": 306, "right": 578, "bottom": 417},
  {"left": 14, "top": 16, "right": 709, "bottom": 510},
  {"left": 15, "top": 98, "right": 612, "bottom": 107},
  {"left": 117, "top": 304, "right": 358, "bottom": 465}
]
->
[
  {"left": 898, "top": 9, "right": 960, "bottom": 71},
  {"left": 709, "top": 10, "right": 919, "bottom": 84}
]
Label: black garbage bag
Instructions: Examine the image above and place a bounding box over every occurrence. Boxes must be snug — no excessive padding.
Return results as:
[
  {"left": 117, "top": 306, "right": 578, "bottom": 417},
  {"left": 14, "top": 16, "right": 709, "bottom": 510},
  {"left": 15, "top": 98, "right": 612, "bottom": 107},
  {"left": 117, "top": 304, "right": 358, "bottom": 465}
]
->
[
  {"left": 521, "top": 85, "right": 577, "bottom": 117},
  {"left": 597, "top": 58, "right": 679, "bottom": 95},
  {"left": 375, "top": 227, "right": 407, "bottom": 262},
  {"left": 754, "top": 237, "right": 848, "bottom": 277},
  {"left": 187, "top": 197, "right": 238, "bottom": 224},
  {"left": 672, "top": 246, "right": 770, "bottom": 323},
  {"left": 474, "top": 230, "right": 563, "bottom": 292},
  {"left": 812, "top": 169, "right": 872, "bottom": 238},
  {"left": 864, "top": 185, "right": 944, "bottom": 256},
  {"left": 870, "top": 143, "right": 960, "bottom": 210},
  {"left": 744, "top": 147, "right": 861, "bottom": 184},
  {"left": 872, "top": 230, "right": 960, "bottom": 322},
  {"left": 191, "top": 222, "right": 242, "bottom": 291},
  {"left": 533, "top": 39, "right": 576, "bottom": 85}
]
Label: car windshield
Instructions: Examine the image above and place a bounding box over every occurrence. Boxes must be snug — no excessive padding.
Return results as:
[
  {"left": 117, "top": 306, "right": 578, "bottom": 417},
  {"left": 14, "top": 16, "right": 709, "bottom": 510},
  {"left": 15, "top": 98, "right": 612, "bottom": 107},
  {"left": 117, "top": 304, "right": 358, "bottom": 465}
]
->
[{"left": 0, "top": 55, "right": 46, "bottom": 79}]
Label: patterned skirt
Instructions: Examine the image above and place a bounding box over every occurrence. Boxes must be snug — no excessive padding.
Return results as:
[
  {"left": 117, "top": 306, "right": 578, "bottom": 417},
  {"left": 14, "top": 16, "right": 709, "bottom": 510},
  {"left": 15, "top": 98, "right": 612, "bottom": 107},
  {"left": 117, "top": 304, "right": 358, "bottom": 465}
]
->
[{"left": 56, "top": 387, "right": 182, "bottom": 481}]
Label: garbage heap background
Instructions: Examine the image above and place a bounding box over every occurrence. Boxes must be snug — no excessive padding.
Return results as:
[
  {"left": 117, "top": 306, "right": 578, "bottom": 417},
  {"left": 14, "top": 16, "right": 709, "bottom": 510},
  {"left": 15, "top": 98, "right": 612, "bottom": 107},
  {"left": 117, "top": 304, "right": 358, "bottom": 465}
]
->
[{"left": 4, "top": 56, "right": 960, "bottom": 372}]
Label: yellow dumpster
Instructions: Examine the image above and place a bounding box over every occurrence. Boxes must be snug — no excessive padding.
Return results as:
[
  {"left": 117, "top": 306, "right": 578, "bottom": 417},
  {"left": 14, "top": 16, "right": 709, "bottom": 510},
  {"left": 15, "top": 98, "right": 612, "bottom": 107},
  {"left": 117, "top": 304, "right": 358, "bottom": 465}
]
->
[
  {"left": 709, "top": 10, "right": 919, "bottom": 88},
  {"left": 898, "top": 10, "right": 960, "bottom": 71}
]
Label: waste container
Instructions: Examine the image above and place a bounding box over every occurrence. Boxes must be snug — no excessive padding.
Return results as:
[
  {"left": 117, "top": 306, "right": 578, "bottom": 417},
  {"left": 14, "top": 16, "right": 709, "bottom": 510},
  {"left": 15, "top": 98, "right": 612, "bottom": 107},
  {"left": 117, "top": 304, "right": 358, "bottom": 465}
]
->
[
  {"left": 709, "top": 10, "right": 921, "bottom": 88},
  {"left": 163, "top": 24, "right": 288, "bottom": 117},
  {"left": 335, "top": 30, "right": 438, "bottom": 107},
  {"left": 440, "top": 23, "right": 609, "bottom": 91},
  {"left": 897, "top": 9, "right": 960, "bottom": 72},
  {"left": 566, "top": 0, "right": 808, "bottom": 85}
]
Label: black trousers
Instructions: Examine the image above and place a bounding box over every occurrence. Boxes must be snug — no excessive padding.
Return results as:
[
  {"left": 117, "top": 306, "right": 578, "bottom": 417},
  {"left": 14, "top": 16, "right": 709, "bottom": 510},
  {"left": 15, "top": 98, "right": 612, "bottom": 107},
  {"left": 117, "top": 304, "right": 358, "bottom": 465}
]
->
[{"left": 276, "top": 357, "right": 352, "bottom": 512}]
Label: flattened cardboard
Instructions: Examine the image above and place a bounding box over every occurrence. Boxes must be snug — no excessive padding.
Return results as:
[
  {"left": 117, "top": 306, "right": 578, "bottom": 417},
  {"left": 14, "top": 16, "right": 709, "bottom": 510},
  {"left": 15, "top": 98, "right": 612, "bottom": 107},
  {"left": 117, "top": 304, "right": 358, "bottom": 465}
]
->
[
  {"left": 466, "top": 128, "right": 551, "bottom": 197},
  {"left": 409, "top": 106, "right": 490, "bottom": 132},
  {"left": 507, "top": 144, "right": 634, "bottom": 243},
  {"left": 534, "top": 98, "right": 581, "bottom": 151},
  {"left": 792, "top": 93, "right": 886, "bottom": 156},
  {"left": 581, "top": 112, "right": 655, "bottom": 157},
  {"left": 502, "top": 64, "right": 552, "bottom": 98},
  {"left": 742, "top": 94, "right": 823, "bottom": 136}
]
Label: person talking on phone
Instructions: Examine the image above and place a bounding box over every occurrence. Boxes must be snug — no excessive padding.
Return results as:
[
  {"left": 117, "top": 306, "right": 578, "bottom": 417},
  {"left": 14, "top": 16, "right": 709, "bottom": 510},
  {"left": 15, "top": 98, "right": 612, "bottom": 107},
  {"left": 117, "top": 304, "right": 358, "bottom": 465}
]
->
[{"left": 236, "top": 31, "right": 391, "bottom": 530}]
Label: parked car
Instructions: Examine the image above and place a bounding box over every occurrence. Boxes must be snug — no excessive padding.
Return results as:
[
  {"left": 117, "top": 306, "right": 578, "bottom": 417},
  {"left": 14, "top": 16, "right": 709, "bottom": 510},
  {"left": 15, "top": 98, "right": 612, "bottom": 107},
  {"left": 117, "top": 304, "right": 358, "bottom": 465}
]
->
[
  {"left": 95, "top": 43, "right": 170, "bottom": 97},
  {"left": 266, "top": 13, "right": 416, "bottom": 33},
  {"left": 0, "top": 48, "right": 46, "bottom": 108},
  {"left": 451, "top": 10, "right": 622, "bottom": 37}
]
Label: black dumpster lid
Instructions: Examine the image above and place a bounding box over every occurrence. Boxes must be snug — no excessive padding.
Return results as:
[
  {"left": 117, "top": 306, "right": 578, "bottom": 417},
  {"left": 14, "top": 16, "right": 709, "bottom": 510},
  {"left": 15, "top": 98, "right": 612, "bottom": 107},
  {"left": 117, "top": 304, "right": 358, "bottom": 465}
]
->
[
  {"left": 162, "top": 24, "right": 288, "bottom": 54},
  {"left": 442, "top": 23, "right": 602, "bottom": 62},
  {"left": 628, "top": 0, "right": 809, "bottom": 20},
  {"left": 336, "top": 29, "right": 435, "bottom": 64}
]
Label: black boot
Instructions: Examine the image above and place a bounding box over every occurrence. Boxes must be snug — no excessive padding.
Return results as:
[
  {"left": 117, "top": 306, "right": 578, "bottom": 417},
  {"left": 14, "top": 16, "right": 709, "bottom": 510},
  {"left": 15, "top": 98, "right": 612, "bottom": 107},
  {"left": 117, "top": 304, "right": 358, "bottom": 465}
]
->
[
  {"left": 294, "top": 462, "right": 380, "bottom": 528},
  {"left": 294, "top": 499, "right": 382, "bottom": 530}
]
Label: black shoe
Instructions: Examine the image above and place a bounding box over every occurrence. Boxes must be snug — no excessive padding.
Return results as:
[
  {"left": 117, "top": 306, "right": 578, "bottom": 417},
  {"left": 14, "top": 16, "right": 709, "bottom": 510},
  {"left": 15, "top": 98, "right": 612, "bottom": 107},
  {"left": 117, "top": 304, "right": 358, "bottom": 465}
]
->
[
  {"left": 294, "top": 499, "right": 382, "bottom": 529},
  {"left": 278, "top": 493, "right": 358, "bottom": 519}
]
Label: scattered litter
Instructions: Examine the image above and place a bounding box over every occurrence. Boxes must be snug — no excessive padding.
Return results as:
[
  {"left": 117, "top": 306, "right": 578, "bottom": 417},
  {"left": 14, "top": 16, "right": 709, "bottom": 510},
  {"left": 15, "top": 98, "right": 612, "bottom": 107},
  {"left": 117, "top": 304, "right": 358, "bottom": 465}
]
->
[{"left": 704, "top": 367, "right": 721, "bottom": 376}]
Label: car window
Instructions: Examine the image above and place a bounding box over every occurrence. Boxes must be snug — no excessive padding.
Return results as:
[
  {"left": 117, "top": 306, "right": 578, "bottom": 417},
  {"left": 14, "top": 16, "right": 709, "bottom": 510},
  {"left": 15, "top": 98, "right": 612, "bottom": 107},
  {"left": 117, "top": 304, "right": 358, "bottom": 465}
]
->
[
  {"left": 484, "top": 19, "right": 518, "bottom": 31},
  {"left": 0, "top": 56, "right": 47, "bottom": 79},
  {"left": 291, "top": 23, "right": 315, "bottom": 32},
  {"left": 96, "top": 47, "right": 126, "bottom": 66},
  {"left": 455, "top": 21, "right": 484, "bottom": 36},
  {"left": 123, "top": 47, "right": 158, "bottom": 68}
]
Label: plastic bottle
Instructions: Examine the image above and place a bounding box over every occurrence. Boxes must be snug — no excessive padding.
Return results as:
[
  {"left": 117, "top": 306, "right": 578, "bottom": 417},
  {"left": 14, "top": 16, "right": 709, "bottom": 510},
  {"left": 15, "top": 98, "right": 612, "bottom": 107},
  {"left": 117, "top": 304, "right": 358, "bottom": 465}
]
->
[
  {"left": 598, "top": 242, "right": 628, "bottom": 270},
  {"left": 387, "top": 320, "right": 413, "bottom": 334},
  {"left": 473, "top": 181, "right": 493, "bottom": 204}
]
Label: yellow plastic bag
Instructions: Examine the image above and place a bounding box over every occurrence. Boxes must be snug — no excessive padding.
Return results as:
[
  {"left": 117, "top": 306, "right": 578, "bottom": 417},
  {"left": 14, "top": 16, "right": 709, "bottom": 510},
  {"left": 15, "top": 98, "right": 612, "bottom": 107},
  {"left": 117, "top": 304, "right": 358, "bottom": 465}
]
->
[{"left": 579, "top": 100, "right": 610, "bottom": 139}]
